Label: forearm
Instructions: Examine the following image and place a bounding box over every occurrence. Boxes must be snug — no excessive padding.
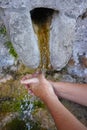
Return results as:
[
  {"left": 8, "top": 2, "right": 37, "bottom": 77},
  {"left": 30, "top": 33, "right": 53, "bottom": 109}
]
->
[
  {"left": 43, "top": 94, "right": 87, "bottom": 130},
  {"left": 51, "top": 82, "right": 87, "bottom": 106}
]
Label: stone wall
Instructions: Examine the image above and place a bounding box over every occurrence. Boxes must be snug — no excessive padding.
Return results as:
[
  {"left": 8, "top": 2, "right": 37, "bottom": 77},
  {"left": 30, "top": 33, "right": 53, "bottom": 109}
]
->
[
  {"left": 68, "top": 12, "right": 87, "bottom": 78},
  {"left": 0, "top": 18, "right": 15, "bottom": 76},
  {"left": 0, "top": 0, "right": 87, "bottom": 78}
]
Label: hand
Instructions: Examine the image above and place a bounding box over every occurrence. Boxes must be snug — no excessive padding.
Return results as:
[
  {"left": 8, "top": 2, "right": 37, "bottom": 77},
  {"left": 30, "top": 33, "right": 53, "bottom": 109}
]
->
[{"left": 21, "top": 73, "right": 56, "bottom": 101}]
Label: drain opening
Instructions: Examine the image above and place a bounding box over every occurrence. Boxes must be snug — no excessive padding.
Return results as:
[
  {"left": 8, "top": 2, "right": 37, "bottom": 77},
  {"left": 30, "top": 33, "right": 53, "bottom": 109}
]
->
[{"left": 30, "top": 7, "right": 55, "bottom": 24}]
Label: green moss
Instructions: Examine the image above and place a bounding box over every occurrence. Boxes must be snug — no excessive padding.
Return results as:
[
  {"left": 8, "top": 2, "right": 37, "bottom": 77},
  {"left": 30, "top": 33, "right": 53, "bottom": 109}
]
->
[
  {"left": 0, "top": 25, "right": 7, "bottom": 35},
  {"left": 3, "top": 118, "right": 46, "bottom": 130},
  {"left": 0, "top": 100, "right": 21, "bottom": 112},
  {"left": 4, "top": 41, "right": 18, "bottom": 59},
  {"left": 33, "top": 100, "right": 45, "bottom": 109},
  {"left": 0, "top": 25, "right": 18, "bottom": 59},
  {"left": 2, "top": 118, "right": 28, "bottom": 130}
]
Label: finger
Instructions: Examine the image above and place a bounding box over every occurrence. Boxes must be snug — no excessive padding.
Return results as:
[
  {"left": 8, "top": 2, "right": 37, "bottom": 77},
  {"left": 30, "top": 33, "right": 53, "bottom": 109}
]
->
[
  {"left": 25, "top": 84, "right": 30, "bottom": 89},
  {"left": 32, "top": 73, "right": 38, "bottom": 77},
  {"left": 21, "top": 78, "right": 39, "bottom": 84},
  {"left": 24, "top": 85, "right": 34, "bottom": 96},
  {"left": 28, "top": 87, "right": 35, "bottom": 96},
  {"left": 21, "top": 77, "right": 27, "bottom": 81},
  {"left": 21, "top": 73, "right": 39, "bottom": 83},
  {"left": 28, "top": 90, "right": 34, "bottom": 96},
  {"left": 25, "top": 84, "right": 28, "bottom": 89},
  {"left": 21, "top": 74, "right": 32, "bottom": 81},
  {"left": 38, "top": 73, "right": 45, "bottom": 80}
]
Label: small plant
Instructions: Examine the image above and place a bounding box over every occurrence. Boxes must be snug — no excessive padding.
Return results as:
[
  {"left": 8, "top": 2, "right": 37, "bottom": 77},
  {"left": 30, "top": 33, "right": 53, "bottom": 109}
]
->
[
  {"left": 20, "top": 95, "right": 44, "bottom": 130},
  {"left": 0, "top": 100, "right": 21, "bottom": 112},
  {"left": 3, "top": 118, "right": 28, "bottom": 130},
  {"left": 5, "top": 41, "right": 18, "bottom": 59},
  {"left": 0, "top": 24, "right": 18, "bottom": 59},
  {"left": 0, "top": 24, "right": 7, "bottom": 35}
]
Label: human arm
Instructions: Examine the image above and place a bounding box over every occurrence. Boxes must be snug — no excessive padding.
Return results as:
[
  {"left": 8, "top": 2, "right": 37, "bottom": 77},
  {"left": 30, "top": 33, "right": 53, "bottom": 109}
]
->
[
  {"left": 21, "top": 74, "right": 87, "bottom": 130},
  {"left": 43, "top": 92, "right": 87, "bottom": 130},
  {"left": 50, "top": 81, "right": 87, "bottom": 106}
]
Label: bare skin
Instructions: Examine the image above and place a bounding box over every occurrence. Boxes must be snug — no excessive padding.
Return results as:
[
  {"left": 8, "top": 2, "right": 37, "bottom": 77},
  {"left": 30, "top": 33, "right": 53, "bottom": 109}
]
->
[
  {"left": 21, "top": 73, "right": 87, "bottom": 130},
  {"left": 50, "top": 81, "right": 87, "bottom": 106}
]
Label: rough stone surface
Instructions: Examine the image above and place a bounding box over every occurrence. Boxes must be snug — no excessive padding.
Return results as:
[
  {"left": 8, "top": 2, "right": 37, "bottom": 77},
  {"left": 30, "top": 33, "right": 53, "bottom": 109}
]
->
[
  {"left": 4, "top": 10, "right": 40, "bottom": 68},
  {"left": 0, "top": 35, "right": 14, "bottom": 68},
  {"left": 60, "top": 74, "right": 76, "bottom": 83},
  {"left": 0, "top": 18, "right": 15, "bottom": 77},
  {"left": 50, "top": 13, "right": 75, "bottom": 70},
  {"left": 67, "top": 13, "right": 87, "bottom": 77}
]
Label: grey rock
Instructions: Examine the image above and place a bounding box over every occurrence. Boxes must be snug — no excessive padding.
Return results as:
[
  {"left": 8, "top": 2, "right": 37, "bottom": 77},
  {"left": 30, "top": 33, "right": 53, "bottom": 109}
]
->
[
  {"left": 53, "top": 73, "right": 61, "bottom": 80},
  {"left": 60, "top": 74, "right": 76, "bottom": 83},
  {"left": 0, "top": 74, "right": 12, "bottom": 84},
  {"left": 68, "top": 15, "right": 87, "bottom": 77},
  {"left": 67, "top": 65, "right": 86, "bottom": 78},
  {"left": 50, "top": 13, "right": 75, "bottom": 70},
  {"left": 4, "top": 10, "right": 40, "bottom": 69},
  {"left": 30, "top": 0, "right": 87, "bottom": 18},
  {"left": 73, "top": 16, "right": 87, "bottom": 64},
  {"left": 0, "top": 35, "right": 14, "bottom": 68},
  {"left": 0, "top": 0, "right": 30, "bottom": 9},
  {"left": 84, "top": 76, "right": 87, "bottom": 83}
]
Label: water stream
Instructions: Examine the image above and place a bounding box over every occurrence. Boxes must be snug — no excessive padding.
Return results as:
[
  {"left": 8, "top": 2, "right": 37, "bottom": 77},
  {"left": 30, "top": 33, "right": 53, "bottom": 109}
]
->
[{"left": 31, "top": 8, "right": 54, "bottom": 70}]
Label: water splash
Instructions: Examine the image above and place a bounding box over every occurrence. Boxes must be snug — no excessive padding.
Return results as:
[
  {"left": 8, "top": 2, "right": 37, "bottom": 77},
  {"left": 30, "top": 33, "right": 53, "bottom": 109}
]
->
[
  {"left": 20, "top": 93, "right": 45, "bottom": 130},
  {"left": 20, "top": 94, "right": 36, "bottom": 130}
]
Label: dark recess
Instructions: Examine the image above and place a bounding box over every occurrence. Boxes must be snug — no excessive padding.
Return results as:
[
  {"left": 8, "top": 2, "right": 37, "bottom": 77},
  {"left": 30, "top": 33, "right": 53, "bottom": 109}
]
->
[
  {"left": 79, "top": 9, "right": 87, "bottom": 19},
  {"left": 30, "top": 7, "right": 55, "bottom": 24}
]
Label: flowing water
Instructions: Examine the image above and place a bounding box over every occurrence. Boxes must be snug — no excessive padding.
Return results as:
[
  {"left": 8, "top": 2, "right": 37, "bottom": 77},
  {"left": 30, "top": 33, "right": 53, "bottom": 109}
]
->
[
  {"left": 35, "top": 22, "right": 51, "bottom": 70},
  {"left": 31, "top": 8, "right": 54, "bottom": 70}
]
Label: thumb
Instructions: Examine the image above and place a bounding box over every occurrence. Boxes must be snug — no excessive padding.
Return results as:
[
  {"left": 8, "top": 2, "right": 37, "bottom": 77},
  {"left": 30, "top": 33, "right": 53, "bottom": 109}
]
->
[
  {"left": 21, "top": 78, "right": 39, "bottom": 84},
  {"left": 38, "top": 73, "right": 45, "bottom": 81}
]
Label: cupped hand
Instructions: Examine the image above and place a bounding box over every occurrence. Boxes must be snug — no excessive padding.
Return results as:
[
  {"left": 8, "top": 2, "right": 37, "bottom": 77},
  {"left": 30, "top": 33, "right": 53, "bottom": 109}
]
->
[{"left": 21, "top": 72, "right": 56, "bottom": 101}]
